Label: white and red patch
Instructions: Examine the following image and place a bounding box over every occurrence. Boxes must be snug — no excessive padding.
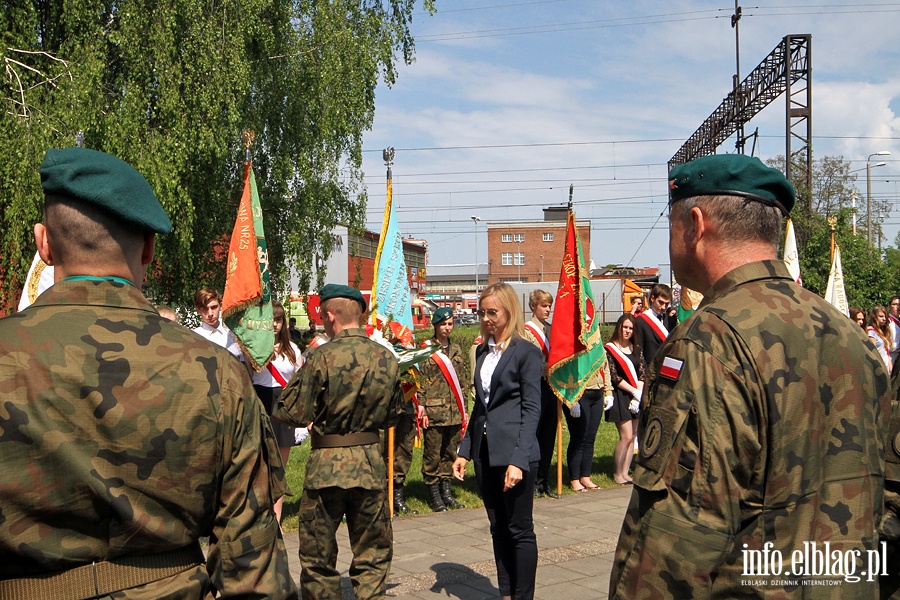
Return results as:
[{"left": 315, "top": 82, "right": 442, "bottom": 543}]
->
[{"left": 659, "top": 356, "right": 684, "bottom": 381}]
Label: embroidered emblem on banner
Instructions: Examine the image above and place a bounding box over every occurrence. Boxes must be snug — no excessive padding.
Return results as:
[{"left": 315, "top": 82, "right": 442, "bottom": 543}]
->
[{"left": 659, "top": 356, "right": 683, "bottom": 381}]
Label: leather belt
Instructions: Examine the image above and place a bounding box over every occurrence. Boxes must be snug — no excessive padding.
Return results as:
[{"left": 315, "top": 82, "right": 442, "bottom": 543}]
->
[
  {"left": 310, "top": 431, "right": 380, "bottom": 449},
  {"left": 0, "top": 543, "right": 204, "bottom": 600}
]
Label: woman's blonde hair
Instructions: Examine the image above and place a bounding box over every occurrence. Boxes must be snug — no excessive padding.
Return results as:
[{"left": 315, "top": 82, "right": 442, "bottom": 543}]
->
[{"left": 479, "top": 282, "right": 525, "bottom": 350}]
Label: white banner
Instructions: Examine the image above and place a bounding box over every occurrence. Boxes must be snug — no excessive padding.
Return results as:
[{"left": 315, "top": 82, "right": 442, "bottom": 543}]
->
[
  {"left": 783, "top": 218, "right": 802, "bottom": 286},
  {"left": 824, "top": 244, "right": 848, "bottom": 316}
]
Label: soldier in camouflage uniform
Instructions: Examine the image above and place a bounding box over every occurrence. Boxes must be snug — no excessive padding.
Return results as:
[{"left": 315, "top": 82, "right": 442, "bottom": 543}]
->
[
  {"left": 419, "top": 307, "right": 469, "bottom": 512},
  {"left": 387, "top": 389, "right": 422, "bottom": 516},
  {"left": 880, "top": 374, "right": 900, "bottom": 598},
  {"left": 610, "top": 154, "right": 891, "bottom": 598},
  {"left": 0, "top": 147, "right": 296, "bottom": 599},
  {"left": 275, "top": 284, "right": 403, "bottom": 599}
]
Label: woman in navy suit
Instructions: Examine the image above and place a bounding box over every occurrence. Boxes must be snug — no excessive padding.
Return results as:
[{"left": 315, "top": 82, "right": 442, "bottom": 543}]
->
[{"left": 453, "top": 283, "right": 542, "bottom": 600}]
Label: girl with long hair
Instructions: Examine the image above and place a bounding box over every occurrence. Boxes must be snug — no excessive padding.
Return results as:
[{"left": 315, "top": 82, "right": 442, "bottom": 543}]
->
[
  {"left": 603, "top": 314, "right": 645, "bottom": 485},
  {"left": 251, "top": 301, "right": 303, "bottom": 522},
  {"left": 867, "top": 305, "right": 893, "bottom": 372}
]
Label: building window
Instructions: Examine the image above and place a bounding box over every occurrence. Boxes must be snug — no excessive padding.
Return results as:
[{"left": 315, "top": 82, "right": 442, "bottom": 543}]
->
[
  {"left": 502, "top": 233, "right": 525, "bottom": 243},
  {"left": 502, "top": 233, "right": 512, "bottom": 242},
  {"left": 543, "top": 232, "right": 554, "bottom": 242},
  {"left": 501, "top": 252, "right": 513, "bottom": 266},
  {"left": 514, "top": 233, "right": 524, "bottom": 242},
  {"left": 515, "top": 252, "right": 525, "bottom": 266}
]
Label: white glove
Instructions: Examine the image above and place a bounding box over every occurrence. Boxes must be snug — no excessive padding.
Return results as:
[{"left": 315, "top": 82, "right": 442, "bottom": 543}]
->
[
  {"left": 628, "top": 398, "right": 640, "bottom": 415},
  {"left": 294, "top": 426, "right": 309, "bottom": 446},
  {"left": 603, "top": 396, "right": 614, "bottom": 411},
  {"left": 569, "top": 402, "right": 582, "bottom": 418},
  {"left": 632, "top": 388, "right": 643, "bottom": 403}
]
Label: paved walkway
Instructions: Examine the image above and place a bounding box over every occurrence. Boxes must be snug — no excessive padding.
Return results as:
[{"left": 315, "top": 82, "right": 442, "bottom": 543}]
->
[{"left": 281, "top": 485, "right": 632, "bottom": 599}]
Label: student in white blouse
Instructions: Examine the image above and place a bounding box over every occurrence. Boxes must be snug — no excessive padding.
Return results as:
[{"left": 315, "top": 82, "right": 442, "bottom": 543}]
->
[{"left": 251, "top": 301, "right": 304, "bottom": 522}]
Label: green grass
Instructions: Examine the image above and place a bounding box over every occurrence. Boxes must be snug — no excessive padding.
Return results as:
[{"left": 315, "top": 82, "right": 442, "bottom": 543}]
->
[{"left": 280, "top": 323, "right": 624, "bottom": 532}]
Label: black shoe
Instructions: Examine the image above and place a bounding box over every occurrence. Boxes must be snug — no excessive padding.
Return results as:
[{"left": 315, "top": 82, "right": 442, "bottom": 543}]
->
[
  {"left": 427, "top": 483, "right": 447, "bottom": 512},
  {"left": 393, "top": 486, "right": 417, "bottom": 516},
  {"left": 439, "top": 480, "right": 463, "bottom": 509}
]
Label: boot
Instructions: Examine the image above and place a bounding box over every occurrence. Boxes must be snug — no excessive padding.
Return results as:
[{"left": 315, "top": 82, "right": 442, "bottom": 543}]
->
[
  {"left": 393, "top": 486, "right": 416, "bottom": 517},
  {"left": 439, "top": 479, "right": 463, "bottom": 509},
  {"left": 427, "top": 483, "right": 447, "bottom": 512}
]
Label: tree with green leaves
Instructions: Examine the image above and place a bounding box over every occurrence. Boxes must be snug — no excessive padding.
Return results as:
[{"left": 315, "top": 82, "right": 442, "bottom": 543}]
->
[
  {"left": 0, "top": 0, "right": 434, "bottom": 312},
  {"left": 766, "top": 155, "right": 898, "bottom": 308}
]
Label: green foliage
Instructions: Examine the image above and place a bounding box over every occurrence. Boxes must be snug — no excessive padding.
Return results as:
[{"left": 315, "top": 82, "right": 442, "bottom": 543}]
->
[
  {"left": 0, "top": 0, "right": 434, "bottom": 310},
  {"left": 766, "top": 156, "right": 898, "bottom": 310}
]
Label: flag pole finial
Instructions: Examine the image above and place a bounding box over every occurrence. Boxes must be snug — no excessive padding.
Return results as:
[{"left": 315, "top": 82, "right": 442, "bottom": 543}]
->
[
  {"left": 242, "top": 130, "right": 255, "bottom": 162},
  {"left": 568, "top": 184, "right": 574, "bottom": 211},
  {"left": 383, "top": 147, "right": 395, "bottom": 179}
]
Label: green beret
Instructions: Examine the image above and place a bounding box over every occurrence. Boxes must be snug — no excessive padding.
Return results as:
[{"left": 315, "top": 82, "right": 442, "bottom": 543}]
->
[
  {"left": 432, "top": 306, "right": 453, "bottom": 326},
  {"left": 40, "top": 147, "right": 172, "bottom": 234},
  {"left": 668, "top": 154, "right": 795, "bottom": 215},
  {"left": 319, "top": 284, "right": 366, "bottom": 312}
]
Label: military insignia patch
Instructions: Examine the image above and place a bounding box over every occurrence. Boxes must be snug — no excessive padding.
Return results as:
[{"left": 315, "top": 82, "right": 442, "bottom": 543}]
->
[
  {"left": 893, "top": 430, "right": 900, "bottom": 460},
  {"left": 659, "top": 356, "right": 683, "bottom": 381},
  {"left": 641, "top": 416, "right": 663, "bottom": 459}
]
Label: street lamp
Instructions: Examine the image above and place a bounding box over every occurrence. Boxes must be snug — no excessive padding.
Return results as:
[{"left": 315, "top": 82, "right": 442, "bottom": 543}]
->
[
  {"left": 540, "top": 254, "right": 544, "bottom": 281},
  {"left": 867, "top": 151, "right": 891, "bottom": 246},
  {"left": 471, "top": 215, "right": 481, "bottom": 294}
]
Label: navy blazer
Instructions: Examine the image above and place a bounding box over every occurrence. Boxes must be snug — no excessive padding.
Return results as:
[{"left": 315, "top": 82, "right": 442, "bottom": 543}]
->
[{"left": 458, "top": 336, "right": 542, "bottom": 470}]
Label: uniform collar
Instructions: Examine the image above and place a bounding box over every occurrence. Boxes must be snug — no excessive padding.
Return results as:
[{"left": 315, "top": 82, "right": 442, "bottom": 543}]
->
[
  {"left": 29, "top": 277, "right": 155, "bottom": 313},
  {"left": 699, "top": 259, "right": 793, "bottom": 309}
]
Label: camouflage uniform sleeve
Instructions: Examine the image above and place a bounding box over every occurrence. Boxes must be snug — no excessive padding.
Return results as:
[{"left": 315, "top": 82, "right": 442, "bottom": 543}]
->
[
  {"left": 205, "top": 362, "right": 298, "bottom": 599},
  {"left": 880, "top": 377, "right": 900, "bottom": 596},
  {"left": 385, "top": 376, "right": 404, "bottom": 430},
  {"left": 611, "top": 327, "right": 764, "bottom": 596},
  {"left": 453, "top": 343, "right": 470, "bottom": 393},
  {"left": 273, "top": 349, "right": 325, "bottom": 428}
]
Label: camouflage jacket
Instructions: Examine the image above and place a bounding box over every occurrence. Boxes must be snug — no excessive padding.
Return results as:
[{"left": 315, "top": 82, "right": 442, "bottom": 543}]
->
[
  {"left": 610, "top": 260, "right": 891, "bottom": 599},
  {"left": 0, "top": 279, "right": 296, "bottom": 599},
  {"left": 418, "top": 338, "right": 469, "bottom": 426},
  {"left": 275, "top": 327, "right": 403, "bottom": 490}
]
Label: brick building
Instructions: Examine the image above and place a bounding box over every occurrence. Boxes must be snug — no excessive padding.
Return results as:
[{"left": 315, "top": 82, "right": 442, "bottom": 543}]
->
[{"left": 486, "top": 207, "right": 591, "bottom": 285}]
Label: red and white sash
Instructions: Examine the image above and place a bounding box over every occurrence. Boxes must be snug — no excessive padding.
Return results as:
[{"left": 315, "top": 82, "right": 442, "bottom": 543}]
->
[
  {"left": 637, "top": 311, "right": 669, "bottom": 341},
  {"left": 300, "top": 334, "right": 328, "bottom": 366},
  {"left": 604, "top": 343, "right": 639, "bottom": 388},
  {"left": 429, "top": 345, "right": 469, "bottom": 434},
  {"left": 266, "top": 362, "right": 290, "bottom": 388},
  {"left": 524, "top": 321, "right": 549, "bottom": 358}
]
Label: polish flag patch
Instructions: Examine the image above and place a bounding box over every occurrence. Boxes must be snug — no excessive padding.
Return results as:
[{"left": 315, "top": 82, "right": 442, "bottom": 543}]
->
[{"left": 659, "top": 356, "right": 684, "bottom": 381}]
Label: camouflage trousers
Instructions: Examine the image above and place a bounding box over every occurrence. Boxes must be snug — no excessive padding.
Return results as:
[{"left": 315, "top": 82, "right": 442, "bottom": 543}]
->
[
  {"left": 386, "top": 413, "right": 417, "bottom": 486},
  {"left": 421, "top": 425, "right": 462, "bottom": 485},
  {"left": 297, "top": 486, "right": 393, "bottom": 600}
]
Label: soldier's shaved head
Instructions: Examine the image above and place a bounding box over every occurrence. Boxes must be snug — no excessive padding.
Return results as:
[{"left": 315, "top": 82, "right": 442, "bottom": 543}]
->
[
  {"left": 321, "top": 297, "right": 363, "bottom": 328},
  {"left": 43, "top": 194, "right": 149, "bottom": 270}
]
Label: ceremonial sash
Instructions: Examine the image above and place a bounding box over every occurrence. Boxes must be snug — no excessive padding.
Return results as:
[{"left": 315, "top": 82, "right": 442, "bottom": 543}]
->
[
  {"left": 430, "top": 348, "right": 469, "bottom": 434},
  {"left": 637, "top": 311, "right": 669, "bottom": 341},
  {"left": 266, "top": 362, "right": 290, "bottom": 388},
  {"left": 300, "top": 334, "right": 328, "bottom": 366},
  {"left": 524, "top": 321, "right": 549, "bottom": 358},
  {"left": 604, "top": 343, "right": 639, "bottom": 388}
]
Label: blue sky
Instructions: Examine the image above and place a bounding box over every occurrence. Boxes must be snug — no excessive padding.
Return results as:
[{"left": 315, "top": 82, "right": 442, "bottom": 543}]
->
[{"left": 359, "top": 1, "right": 900, "bottom": 283}]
